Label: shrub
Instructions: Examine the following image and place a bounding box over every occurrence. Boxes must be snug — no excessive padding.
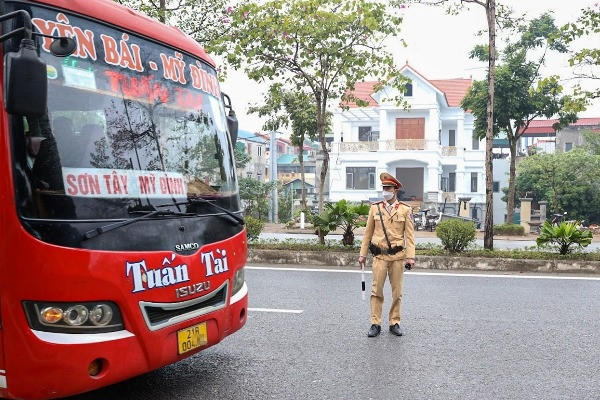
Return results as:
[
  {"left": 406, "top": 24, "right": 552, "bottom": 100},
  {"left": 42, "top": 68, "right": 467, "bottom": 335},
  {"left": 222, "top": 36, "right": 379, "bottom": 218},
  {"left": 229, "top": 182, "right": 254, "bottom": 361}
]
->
[
  {"left": 493, "top": 223, "right": 525, "bottom": 236},
  {"left": 245, "top": 215, "right": 264, "bottom": 241},
  {"left": 536, "top": 220, "right": 593, "bottom": 255},
  {"left": 435, "top": 218, "right": 476, "bottom": 252}
]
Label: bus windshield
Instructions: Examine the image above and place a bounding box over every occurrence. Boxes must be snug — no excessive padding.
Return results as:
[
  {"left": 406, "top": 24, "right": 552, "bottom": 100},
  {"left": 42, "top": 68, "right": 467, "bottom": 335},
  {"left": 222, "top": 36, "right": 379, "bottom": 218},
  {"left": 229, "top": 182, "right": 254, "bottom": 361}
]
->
[{"left": 10, "top": 4, "right": 239, "bottom": 221}]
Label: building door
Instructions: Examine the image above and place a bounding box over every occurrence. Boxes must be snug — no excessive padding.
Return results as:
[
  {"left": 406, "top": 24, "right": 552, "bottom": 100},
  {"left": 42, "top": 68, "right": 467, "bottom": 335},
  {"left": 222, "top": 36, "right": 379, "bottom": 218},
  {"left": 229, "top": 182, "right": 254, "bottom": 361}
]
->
[
  {"left": 395, "top": 167, "right": 424, "bottom": 201},
  {"left": 395, "top": 118, "right": 425, "bottom": 139}
]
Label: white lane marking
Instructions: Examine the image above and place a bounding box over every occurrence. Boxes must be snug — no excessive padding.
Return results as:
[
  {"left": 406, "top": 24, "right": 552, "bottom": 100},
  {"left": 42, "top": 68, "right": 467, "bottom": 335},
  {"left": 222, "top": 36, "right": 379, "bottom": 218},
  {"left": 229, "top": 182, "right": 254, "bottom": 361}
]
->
[
  {"left": 249, "top": 307, "right": 303, "bottom": 314},
  {"left": 246, "top": 266, "right": 600, "bottom": 281}
]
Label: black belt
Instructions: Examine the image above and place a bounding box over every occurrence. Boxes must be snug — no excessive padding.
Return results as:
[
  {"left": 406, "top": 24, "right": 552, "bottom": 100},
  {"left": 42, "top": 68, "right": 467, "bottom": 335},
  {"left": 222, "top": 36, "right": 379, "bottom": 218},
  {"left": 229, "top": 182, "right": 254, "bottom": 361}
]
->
[{"left": 369, "top": 243, "right": 404, "bottom": 256}]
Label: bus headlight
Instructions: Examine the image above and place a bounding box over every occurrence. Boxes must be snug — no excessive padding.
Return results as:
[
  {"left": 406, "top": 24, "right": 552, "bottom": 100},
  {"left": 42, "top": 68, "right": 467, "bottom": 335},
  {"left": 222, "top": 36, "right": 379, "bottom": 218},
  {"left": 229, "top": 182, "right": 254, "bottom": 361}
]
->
[
  {"left": 23, "top": 301, "right": 124, "bottom": 333},
  {"left": 232, "top": 267, "right": 245, "bottom": 295},
  {"left": 89, "top": 304, "right": 113, "bottom": 326},
  {"left": 64, "top": 305, "right": 89, "bottom": 326}
]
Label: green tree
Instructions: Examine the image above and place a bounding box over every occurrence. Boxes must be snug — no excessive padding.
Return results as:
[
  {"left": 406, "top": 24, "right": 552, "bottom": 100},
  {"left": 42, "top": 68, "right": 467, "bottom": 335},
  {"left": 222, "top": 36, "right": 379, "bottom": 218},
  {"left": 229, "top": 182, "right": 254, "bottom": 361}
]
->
[
  {"left": 248, "top": 84, "right": 322, "bottom": 210},
  {"left": 238, "top": 177, "right": 277, "bottom": 221},
  {"left": 560, "top": 5, "right": 600, "bottom": 100},
  {"left": 210, "top": 0, "right": 407, "bottom": 213},
  {"left": 234, "top": 142, "right": 252, "bottom": 171},
  {"left": 514, "top": 149, "right": 600, "bottom": 224},
  {"left": 582, "top": 129, "right": 600, "bottom": 155},
  {"left": 278, "top": 189, "right": 292, "bottom": 223},
  {"left": 462, "top": 13, "right": 585, "bottom": 226},
  {"left": 113, "top": 0, "right": 234, "bottom": 45},
  {"left": 408, "top": 0, "right": 502, "bottom": 250}
]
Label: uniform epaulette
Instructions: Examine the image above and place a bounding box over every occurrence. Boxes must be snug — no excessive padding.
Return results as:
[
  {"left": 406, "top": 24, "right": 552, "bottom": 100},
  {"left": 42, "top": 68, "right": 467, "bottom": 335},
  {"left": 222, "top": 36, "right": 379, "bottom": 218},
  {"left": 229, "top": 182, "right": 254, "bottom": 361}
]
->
[
  {"left": 398, "top": 201, "right": 412, "bottom": 208},
  {"left": 370, "top": 200, "right": 384, "bottom": 205}
]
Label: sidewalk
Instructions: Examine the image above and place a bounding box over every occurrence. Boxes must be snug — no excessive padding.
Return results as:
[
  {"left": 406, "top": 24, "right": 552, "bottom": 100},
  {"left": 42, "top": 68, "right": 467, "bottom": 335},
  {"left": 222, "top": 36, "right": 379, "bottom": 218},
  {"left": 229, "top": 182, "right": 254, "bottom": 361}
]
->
[{"left": 261, "top": 223, "right": 600, "bottom": 242}]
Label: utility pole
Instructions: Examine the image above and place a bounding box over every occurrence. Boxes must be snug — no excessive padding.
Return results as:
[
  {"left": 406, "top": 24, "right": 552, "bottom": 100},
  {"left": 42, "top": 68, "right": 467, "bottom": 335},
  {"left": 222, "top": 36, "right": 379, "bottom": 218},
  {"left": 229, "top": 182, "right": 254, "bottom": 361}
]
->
[{"left": 269, "top": 131, "right": 278, "bottom": 223}]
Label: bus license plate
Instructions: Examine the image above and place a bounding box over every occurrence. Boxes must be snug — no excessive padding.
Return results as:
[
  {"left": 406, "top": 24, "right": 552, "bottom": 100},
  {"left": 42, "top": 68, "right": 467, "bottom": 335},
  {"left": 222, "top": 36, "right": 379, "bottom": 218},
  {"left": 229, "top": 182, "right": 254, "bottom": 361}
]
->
[{"left": 177, "top": 322, "right": 207, "bottom": 355}]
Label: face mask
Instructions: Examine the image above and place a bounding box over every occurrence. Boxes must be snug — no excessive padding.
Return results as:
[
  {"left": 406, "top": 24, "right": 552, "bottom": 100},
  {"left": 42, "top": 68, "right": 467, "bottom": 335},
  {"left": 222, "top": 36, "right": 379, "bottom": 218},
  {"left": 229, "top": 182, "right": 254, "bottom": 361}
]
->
[{"left": 383, "top": 191, "right": 395, "bottom": 201}]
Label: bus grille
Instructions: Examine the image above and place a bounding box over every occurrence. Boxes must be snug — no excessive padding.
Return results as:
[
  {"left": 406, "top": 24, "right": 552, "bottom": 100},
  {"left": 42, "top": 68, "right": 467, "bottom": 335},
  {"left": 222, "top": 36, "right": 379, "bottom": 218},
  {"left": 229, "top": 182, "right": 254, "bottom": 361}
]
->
[{"left": 139, "top": 281, "right": 228, "bottom": 331}]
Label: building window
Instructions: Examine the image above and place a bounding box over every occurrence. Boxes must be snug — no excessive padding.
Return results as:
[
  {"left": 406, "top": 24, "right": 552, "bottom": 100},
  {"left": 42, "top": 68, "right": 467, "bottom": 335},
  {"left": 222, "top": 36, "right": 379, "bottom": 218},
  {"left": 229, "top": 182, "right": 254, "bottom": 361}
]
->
[
  {"left": 358, "top": 126, "right": 379, "bottom": 142},
  {"left": 440, "top": 176, "right": 448, "bottom": 192},
  {"left": 257, "top": 146, "right": 262, "bottom": 156},
  {"left": 449, "top": 130, "right": 456, "bottom": 147},
  {"left": 346, "top": 167, "right": 376, "bottom": 190},
  {"left": 449, "top": 172, "right": 456, "bottom": 192},
  {"left": 493, "top": 181, "right": 500, "bottom": 192},
  {"left": 565, "top": 142, "right": 573, "bottom": 151},
  {"left": 471, "top": 173, "right": 478, "bottom": 192},
  {"left": 404, "top": 83, "right": 413, "bottom": 97},
  {"left": 472, "top": 133, "right": 480, "bottom": 150}
]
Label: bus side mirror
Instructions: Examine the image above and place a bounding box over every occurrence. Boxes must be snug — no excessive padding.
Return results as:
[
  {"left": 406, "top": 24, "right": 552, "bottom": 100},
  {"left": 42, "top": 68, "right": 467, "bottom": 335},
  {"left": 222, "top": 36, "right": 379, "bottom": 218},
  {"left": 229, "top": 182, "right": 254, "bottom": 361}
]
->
[
  {"left": 4, "top": 38, "right": 47, "bottom": 115},
  {"left": 227, "top": 109, "right": 238, "bottom": 144},
  {"left": 222, "top": 92, "right": 238, "bottom": 144}
]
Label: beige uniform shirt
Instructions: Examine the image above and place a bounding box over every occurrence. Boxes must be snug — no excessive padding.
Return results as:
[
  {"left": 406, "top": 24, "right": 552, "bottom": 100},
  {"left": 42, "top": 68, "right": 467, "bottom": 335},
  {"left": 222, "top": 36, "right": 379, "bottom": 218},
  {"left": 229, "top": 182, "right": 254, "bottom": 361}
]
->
[{"left": 360, "top": 200, "right": 416, "bottom": 260}]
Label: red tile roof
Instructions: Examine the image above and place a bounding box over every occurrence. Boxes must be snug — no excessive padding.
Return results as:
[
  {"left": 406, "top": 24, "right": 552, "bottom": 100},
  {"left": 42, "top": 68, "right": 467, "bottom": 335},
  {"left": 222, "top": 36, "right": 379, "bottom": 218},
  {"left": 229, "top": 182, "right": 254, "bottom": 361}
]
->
[
  {"left": 518, "top": 118, "right": 600, "bottom": 135},
  {"left": 340, "top": 67, "right": 472, "bottom": 108},
  {"left": 429, "top": 79, "right": 473, "bottom": 107},
  {"left": 341, "top": 81, "right": 380, "bottom": 108}
]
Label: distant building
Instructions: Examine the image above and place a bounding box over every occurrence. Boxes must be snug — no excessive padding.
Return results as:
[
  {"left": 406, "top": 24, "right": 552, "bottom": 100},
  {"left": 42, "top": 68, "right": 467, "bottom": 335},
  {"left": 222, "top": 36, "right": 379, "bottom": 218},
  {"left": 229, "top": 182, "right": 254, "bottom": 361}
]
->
[
  {"left": 277, "top": 154, "right": 316, "bottom": 186},
  {"left": 518, "top": 118, "right": 600, "bottom": 153},
  {"left": 236, "top": 129, "right": 267, "bottom": 181}
]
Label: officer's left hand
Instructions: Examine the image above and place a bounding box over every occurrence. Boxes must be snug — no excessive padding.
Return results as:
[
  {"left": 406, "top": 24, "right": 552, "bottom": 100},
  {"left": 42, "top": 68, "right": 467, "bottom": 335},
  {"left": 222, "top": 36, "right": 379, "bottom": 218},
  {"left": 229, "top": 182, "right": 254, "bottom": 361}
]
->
[{"left": 405, "top": 258, "right": 415, "bottom": 269}]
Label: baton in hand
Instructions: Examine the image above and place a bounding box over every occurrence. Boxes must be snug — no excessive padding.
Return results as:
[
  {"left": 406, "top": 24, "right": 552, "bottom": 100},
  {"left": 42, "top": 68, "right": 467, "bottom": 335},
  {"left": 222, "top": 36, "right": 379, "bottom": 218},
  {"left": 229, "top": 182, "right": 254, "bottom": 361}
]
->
[{"left": 360, "top": 260, "right": 366, "bottom": 300}]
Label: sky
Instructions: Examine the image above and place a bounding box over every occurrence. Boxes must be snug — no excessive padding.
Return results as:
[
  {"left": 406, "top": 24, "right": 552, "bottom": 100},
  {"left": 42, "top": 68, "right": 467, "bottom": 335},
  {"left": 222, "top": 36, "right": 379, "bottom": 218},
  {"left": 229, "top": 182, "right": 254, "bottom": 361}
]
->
[{"left": 218, "top": 0, "right": 599, "bottom": 133}]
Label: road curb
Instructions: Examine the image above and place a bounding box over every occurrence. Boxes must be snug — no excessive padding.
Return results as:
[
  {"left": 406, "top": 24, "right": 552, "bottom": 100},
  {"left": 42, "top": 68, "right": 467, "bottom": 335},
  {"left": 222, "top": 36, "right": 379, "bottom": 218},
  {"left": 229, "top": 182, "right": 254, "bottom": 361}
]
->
[{"left": 248, "top": 249, "right": 600, "bottom": 274}]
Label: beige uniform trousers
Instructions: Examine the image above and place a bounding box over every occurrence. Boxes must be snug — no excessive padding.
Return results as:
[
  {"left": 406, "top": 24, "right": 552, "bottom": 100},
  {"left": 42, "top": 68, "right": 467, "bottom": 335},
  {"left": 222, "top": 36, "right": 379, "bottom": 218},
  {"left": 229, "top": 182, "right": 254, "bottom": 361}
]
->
[{"left": 370, "top": 255, "right": 405, "bottom": 326}]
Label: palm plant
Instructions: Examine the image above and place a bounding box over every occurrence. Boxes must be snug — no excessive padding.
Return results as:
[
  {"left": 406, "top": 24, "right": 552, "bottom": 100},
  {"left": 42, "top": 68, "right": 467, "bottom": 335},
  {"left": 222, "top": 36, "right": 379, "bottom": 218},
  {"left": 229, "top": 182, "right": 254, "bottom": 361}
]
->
[
  {"left": 331, "top": 200, "right": 369, "bottom": 246},
  {"left": 536, "top": 220, "right": 593, "bottom": 255},
  {"left": 312, "top": 206, "right": 339, "bottom": 245},
  {"left": 312, "top": 200, "right": 369, "bottom": 246}
]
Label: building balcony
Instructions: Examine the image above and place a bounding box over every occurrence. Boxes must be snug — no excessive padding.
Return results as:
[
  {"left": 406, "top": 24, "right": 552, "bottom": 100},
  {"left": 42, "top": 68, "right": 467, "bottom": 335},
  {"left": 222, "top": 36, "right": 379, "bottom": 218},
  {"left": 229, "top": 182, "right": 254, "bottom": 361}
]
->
[
  {"left": 340, "top": 141, "right": 379, "bottom": 152},
  {"left": 337, "top": 139, "right": 427, "bottom": 152},
  {"left": 442, "top": 146, "right": 457, "bottom": 156},
  {"left": 385, "top": 139, "right": 426, "bottom": 150}
]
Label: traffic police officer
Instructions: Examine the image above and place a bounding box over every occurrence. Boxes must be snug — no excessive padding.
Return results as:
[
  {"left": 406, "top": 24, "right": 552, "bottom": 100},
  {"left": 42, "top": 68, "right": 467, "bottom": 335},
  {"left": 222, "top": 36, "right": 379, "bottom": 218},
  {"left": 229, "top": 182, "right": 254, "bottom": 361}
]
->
[{"left": 358, "top": 172, "right": 415, "bottom": 337}]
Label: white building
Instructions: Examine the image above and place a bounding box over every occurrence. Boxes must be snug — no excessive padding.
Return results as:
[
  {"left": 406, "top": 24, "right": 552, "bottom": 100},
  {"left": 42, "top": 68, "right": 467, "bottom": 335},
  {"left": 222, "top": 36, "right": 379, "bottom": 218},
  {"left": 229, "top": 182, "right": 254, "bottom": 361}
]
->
[
  {"left": 236, "top": 129, "right": 267, "bottom": 181},
  {"left": 329, "top": 64, "right": 485, "bottom": 220}
]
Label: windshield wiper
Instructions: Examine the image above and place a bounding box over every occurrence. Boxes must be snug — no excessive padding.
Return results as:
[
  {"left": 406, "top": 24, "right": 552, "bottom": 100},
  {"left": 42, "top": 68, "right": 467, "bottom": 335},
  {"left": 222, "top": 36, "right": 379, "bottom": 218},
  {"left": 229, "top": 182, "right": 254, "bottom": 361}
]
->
[
  {"left": 83, "top": 210, "right": 194, "bottom": 240},
  {"left": 158, "top": 199, "right": 245, "bottom": 226}
]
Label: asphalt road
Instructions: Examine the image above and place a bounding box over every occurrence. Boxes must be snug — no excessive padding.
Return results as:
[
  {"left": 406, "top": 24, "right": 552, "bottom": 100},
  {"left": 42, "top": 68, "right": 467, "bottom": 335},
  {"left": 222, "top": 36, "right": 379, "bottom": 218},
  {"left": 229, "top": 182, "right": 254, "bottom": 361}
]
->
[
  {"left": 65, "top": 265, "right": 600, "bottom": 400},
  {"left": 259, "top": 232, "right": 600, "bottom": 251}
]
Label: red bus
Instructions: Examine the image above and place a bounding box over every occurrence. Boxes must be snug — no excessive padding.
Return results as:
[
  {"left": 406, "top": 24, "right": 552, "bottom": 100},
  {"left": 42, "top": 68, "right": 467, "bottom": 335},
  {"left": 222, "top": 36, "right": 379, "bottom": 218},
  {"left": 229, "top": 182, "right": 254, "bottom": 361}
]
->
[{"left": 0, "top": 0, "right": 248, "bottom": 398}]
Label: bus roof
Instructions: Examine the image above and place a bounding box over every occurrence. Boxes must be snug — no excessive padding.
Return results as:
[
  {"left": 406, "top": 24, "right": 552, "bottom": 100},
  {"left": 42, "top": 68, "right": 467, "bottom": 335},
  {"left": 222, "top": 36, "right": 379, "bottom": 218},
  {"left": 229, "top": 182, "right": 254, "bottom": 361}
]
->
[{"left": 32, "top": 0, "right": 216, "bottom": 67}]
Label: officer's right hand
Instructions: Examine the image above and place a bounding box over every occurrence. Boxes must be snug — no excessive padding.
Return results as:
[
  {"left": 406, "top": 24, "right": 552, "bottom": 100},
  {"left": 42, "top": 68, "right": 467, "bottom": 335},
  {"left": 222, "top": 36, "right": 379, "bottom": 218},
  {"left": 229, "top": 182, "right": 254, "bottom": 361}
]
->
[{"left": 358, "top": 255, "right": 366, "bottom": 267}]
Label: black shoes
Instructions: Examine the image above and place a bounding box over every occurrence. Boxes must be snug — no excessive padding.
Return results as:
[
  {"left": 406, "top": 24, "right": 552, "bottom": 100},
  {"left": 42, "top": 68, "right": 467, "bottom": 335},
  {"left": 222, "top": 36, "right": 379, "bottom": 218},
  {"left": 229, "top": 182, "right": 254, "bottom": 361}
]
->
[
  {"left": 389, "top": 323, "right": 403, "bottom": 336},
  {"left": 367, "top": 324, "right": 381, "bottom": 337},
  {"left": 368, "top": 323, "right": 403, "bottom": 337}
]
